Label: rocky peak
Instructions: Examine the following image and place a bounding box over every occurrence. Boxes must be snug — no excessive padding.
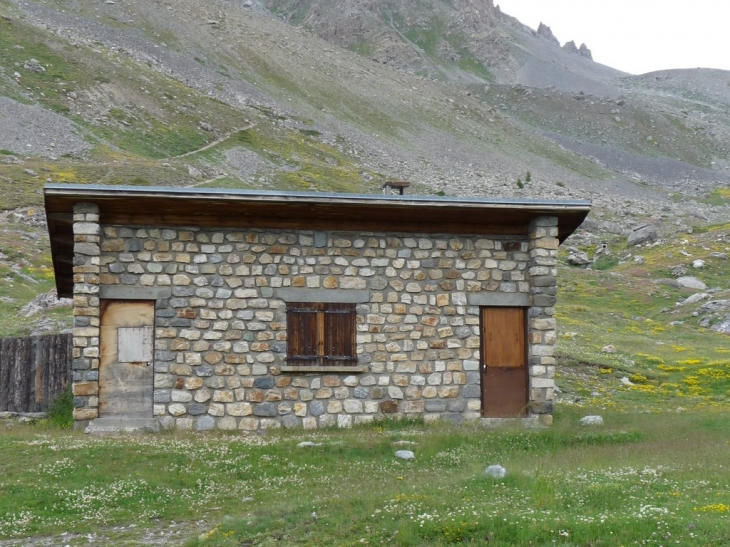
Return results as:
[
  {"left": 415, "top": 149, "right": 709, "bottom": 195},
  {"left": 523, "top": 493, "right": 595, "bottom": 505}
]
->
[
  {"left": 578, "top": 43, "right": 593, "bottom": 60},
  {"left": 452, "top": 0, "right": 499, "bottom": 28},
  {"left": 562, "top": 40, "right": 593, "bottom": 60},
  {"left": 562, "top": 40, "right": 578, "bottom": 54},
  {"left": 537, "top": 22, "right": 559, "bottom": 45}
]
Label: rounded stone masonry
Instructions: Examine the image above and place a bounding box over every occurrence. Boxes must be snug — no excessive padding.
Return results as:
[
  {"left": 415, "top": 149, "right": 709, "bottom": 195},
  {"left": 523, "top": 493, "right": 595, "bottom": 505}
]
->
[{"left": 68, "top": 216, "right": 562, "bottom": 431}]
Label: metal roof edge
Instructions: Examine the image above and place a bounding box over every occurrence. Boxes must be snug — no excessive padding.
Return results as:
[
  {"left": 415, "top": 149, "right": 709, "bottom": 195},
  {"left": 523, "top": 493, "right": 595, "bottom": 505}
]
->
[{"left": 43, "top": 183, "right": 592, "bottom": 210}]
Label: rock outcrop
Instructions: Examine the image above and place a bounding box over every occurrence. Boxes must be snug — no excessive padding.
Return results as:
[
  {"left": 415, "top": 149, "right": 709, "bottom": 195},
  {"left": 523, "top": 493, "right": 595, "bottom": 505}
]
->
[
  {"left": 628, "top": 223, "right": 660, "bottom": 246},
  {"left": 537, "top": 22, "right": 559, "bottom": 45},
  {"left": 562, "top": 40, "right": 593, "bottom": 60},
  {"left": 563, "top": 40, "right": 578, "bottom": 54},
  {"left": 578, "top": 43, "right": 593, "bottom": 60},
  {"left": 676, "top": 276, "right": 707, "bottom": 290}
]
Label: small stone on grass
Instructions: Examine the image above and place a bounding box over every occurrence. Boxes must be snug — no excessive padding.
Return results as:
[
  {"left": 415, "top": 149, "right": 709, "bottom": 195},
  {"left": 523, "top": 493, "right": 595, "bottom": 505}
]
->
[
  {"left": 484, "top": 465, "right": 507, "bottom": 478},
  {"left": 297, "top": 441, "right": 323, "bottom": 448}
]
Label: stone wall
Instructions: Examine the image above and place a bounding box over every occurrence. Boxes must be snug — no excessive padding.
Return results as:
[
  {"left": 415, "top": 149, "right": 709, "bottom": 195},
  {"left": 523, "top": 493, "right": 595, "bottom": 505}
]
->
[
  {"left": 71, "top": 209, "right": 559, "bottom": 431},
  {"left": 71, "top": 202, "right": 102, "bottom": 421},
  {"left": 527, "top": 216, "right": 559, "bottom": 424}
]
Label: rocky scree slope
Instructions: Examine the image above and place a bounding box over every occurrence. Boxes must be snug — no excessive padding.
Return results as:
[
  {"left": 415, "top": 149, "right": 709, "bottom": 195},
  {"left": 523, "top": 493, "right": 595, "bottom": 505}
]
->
[{"left": 1, "top": 0, "right": 728, "bottom": 212}]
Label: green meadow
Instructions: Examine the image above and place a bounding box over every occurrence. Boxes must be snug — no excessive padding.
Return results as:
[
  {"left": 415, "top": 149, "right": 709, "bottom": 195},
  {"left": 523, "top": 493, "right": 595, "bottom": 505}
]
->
[{"left": 1, "top": 409, "right": 729, "bottom": 546}]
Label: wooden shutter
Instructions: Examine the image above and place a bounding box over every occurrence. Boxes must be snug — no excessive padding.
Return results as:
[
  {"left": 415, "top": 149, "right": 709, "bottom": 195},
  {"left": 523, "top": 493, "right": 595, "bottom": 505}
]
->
[
  {"left": 323, "top": 303, "right": 356, "bottom": 365},
  {"left": 287, "top": 302, "right": 318, "bottom": 362},
  {"left": 286, "top": 302, "right": 357, "bottom": 366}
]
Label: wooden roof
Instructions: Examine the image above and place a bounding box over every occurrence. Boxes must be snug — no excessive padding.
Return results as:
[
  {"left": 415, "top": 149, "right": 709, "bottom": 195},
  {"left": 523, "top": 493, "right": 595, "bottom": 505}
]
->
[{"left": 45, "top": 184, "right": 591, "bottom": 297}]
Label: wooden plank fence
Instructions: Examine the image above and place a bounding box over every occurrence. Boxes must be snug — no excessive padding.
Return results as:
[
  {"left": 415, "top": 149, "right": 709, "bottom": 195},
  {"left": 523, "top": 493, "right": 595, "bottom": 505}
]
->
[{"left": 0, "top": 333, "right": 72, "bottom": 413}]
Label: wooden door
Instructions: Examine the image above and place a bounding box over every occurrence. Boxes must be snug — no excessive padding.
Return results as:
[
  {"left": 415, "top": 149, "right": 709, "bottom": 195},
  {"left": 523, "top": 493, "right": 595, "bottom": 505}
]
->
[
  {"left": 480, "top": 307, "right": 528, "bottom": 417},
  {"left": 99, "top": 300, "right": 155, "bottom": 417}
]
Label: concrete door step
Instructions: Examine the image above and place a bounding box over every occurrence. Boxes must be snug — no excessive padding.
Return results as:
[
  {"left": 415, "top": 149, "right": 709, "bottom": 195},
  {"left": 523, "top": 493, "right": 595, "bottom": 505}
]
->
[{"left": 85, "top": 417, "right": 161, "bottom": 434}]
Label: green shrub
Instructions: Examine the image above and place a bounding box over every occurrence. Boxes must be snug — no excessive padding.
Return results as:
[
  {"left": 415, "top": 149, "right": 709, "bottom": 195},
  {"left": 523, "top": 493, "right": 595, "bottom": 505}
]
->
[
  {"left": 46, "top": 386, "right": 74, "bottom": 429},
  {"left": 592, "top": 255, "right": 619, "bottom": 270}
]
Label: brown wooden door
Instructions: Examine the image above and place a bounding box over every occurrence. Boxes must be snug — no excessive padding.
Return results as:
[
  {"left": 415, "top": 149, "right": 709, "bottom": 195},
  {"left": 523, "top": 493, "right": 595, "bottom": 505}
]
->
[
  {"left": 480, "top": 307, "right": 528, "bottom": 417},
  {"left": 99, "top": 300, "right": 155, "bottom": 417}
]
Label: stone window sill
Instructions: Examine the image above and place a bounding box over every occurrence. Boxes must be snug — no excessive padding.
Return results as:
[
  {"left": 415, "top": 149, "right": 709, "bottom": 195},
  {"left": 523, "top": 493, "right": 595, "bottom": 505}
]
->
[{"left": 280, "top": 365, "right": 366, "bottom": 373}]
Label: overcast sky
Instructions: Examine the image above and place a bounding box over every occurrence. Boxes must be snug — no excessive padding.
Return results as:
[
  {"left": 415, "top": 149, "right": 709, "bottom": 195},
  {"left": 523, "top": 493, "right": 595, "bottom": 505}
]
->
[{"left": 495, "top": 0, "right": 730, "bottom": 75}]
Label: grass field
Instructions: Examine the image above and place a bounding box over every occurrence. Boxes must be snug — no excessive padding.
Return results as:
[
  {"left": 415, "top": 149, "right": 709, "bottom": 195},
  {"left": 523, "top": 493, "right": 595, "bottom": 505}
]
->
[{"left": 1, "top": 408, "right": 729, "bottom": 546}]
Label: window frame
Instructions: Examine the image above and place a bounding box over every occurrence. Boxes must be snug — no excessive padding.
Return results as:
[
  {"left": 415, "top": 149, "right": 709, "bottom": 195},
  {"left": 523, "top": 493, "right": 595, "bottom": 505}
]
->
[{"left": 286, "top": 301, "right": 357, "bottom": 367}]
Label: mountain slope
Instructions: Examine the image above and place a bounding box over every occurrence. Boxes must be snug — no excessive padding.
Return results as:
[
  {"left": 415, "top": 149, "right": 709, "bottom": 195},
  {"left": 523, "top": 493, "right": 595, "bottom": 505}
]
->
[
  {"left": 0, "top": 0, "right": 728, "bottom": 338},
  {"left": 265, "top": 0, "right": 628, "bottom": 93},
  {"left": 2, "top": 0, "right": 728, "bottom": 214},
  {"left": 262, "top": 0, "right": 730, "bottom": 191}
]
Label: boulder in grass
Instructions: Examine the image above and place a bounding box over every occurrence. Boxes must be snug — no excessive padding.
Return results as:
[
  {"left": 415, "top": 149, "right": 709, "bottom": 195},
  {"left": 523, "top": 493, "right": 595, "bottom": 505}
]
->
[
  {"left": 297, "top": 441, "right": 323, "bottom": 448},
  {"left": 580, "top": 415, "right": 604, "bottom": 426},
  {"left": 711, "top": 319, "right": 730, "bottom": 335},
  {"left": 567, "top": 251, "right": 591, "bottom": 266},
  {"left": 395, "top": 450, "right": 415, "bottom": 460},
  {"left": 700, "top": 300, "right": 730, "bottom": 314},
  {"left": 484, "top": 465, "right": 507, "bottom": 478},
  {"left": 627, "top": 223, "right": 659, "bottom": 246},
  {"left": 676, "top": 276, "right": 707, "bottom": 290},
  {"left": 678, "top": 293, "right": 709, "bottom": 307}
]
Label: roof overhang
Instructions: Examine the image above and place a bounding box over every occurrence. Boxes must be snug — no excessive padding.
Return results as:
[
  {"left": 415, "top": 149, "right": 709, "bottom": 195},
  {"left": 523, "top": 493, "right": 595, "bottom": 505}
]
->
[{"left": 44, "top": 184, "right": 591, "bottom": 298}]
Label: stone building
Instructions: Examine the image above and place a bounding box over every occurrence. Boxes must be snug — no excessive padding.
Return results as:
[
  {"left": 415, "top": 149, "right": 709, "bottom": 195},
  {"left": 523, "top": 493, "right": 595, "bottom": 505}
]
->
[{"left": 45, "top": 184, "right": 590, "bottom": 432}]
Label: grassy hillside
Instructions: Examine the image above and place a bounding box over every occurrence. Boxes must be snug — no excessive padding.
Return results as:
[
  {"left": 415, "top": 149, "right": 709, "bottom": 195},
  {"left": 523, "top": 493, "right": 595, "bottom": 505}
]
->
[
  {"left": 555, "top": 223, "right": 730, "bottom": 413},
  {"left": 3, "top": 0, "right": 728, "bottom": 208}
]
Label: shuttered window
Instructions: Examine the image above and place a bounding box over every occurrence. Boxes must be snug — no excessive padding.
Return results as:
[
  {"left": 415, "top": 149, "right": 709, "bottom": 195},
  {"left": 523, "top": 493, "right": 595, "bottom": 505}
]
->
[{"left": 286, "top": 302, "right": 357, "bottom": 366}]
